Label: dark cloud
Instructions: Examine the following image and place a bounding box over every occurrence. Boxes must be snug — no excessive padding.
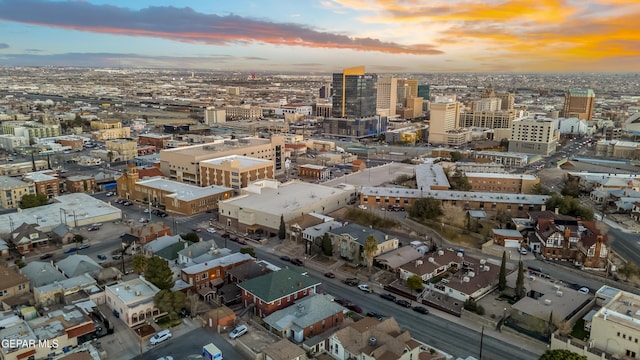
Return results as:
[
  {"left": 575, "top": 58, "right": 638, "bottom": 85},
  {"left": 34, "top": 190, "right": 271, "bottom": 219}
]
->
[
  {"left": 0, "top": 43, "right": 9, "bottom": 49},
  {"left": 243, "top": 56, "right": 267, "bottom": 61},
  {"left": 0, "top": 0, "right": 441, "bottom": 55},
  {"left": 25, "top": 48, "right": 42, "bottom": 52}
]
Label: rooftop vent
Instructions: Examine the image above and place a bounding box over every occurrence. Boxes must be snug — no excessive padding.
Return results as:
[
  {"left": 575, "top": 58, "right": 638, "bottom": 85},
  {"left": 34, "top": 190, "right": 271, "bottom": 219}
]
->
[{"left": 369, "top": 337, "right": 377, "bottom": 346}]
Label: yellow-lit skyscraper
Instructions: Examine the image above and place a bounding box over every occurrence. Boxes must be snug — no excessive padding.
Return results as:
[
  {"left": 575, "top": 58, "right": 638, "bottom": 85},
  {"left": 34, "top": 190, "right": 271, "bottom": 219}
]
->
[{"left": 331, "top": 66, "right": 377, "bottom": 118}]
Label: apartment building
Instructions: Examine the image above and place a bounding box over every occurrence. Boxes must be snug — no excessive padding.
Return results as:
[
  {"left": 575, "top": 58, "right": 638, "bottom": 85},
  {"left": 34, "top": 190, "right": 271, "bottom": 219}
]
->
[
  {"left": 138, "top": 133, "right": 172, "bottom": 149},
  {"left": 105, "top": 276, "right": 161, "bottom": 327},
  {"left": 0, "top": 176, "right": 36, "bottom": 209},
  {"left": 204, "top": 107, "right": 226, "bottom": 125},
  {"left": 90, "top": 120, "right": 122, "bottom": 130},
  {"left": 459, "top": 110, "right": 517, "bottom": 129},
  {"left": 65, "top": 175, "right": 96, "bottom": 193},
  {"left": 159, "top": 136, "right": 285, "bottom": 185},
  {"left": 106, "top": 139, "right": 138, "bottom": 161},
  {"left": 92, "top": 127, "right": 131, "bottom": 140},
  {"left": 117, "top": 165, "right": 234, "bottom": 215},
  {"left": 180, "top": 252, "right": 253, "bottom": 292},
  {"left": 200, "top": 155, "right": 274, "bottom": 189},
  {"left": 224, "top": 105, "right": 262, "bottom": 120},
  {"left": 0, "top": 135, "right": 29, "bottom": 152},
  {"left": 508, "top": 117, "right": 559, "bottom": 155},
  {"left": 473, "top": 151, "right": 529, "bottom": 167},
  {"left": 1, "top": 122, "right": 61, "bottom": 140},
  {"left": 23, "top": 170, "right": 60, "bottom": 198},
  {"left": 465, "top": 173, "right": 540, "bottom": 193}
]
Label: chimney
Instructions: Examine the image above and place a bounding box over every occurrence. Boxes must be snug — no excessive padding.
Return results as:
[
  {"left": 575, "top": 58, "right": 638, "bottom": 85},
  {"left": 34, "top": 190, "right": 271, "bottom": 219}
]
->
[
  {"left": 554, "top": 208, "right": 559, "bottom": 215},
  {"left": 564, "top": 227, "right": 571, "bottom": 239},
  {"left": 184, "top": 242, "right": 188, "bottom": 249}
]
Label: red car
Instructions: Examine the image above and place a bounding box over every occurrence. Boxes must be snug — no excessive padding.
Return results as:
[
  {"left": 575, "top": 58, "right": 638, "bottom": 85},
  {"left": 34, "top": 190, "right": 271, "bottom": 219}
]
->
[
  {"left": 192, "top": 228, "right": 202, "bottom": 233},
  {"left": 324, "top": 272, "right": 336, "bottom": 278}
]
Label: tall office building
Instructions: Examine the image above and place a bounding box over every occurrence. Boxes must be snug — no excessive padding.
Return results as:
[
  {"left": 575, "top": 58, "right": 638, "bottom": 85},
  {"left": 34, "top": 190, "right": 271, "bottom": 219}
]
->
[
  {"left": 561, "top": 89, "right": 595, "bottom": 120},
  {"left": 331, "top": 66, "right": 377, "bottom": 118},
  {"left": 428, "top": 101, "right": 464, "bottom": 145},
  {"left": 376, "top": 76, "right": 398, "bottom": 117},
  {"left": 508, "top": 118, "right": 559, "bottom": 155},
  {"left": 417, "top": 84, "right": 430, "bottom": 101}
]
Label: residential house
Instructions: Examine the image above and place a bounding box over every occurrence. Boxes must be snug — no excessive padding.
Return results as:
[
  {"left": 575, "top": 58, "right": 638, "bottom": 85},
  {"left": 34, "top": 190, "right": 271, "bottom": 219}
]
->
[
  {"left": 142, "top": 234, "right": 190, "bottom": 262},
  {"left": 328, "top": 317, "right": 421, "bottom": 360},
  {"left": 0, "top": 265, "right": 30, "bottom": 305},
  {"left": 56, "top": 255, "right": 102, "bottom": 278},
  {"left": 9, "top": 222, "right": 49, "bottom": 254},
  {"left": 262, "top": 339, "right": 307, "bottom": 360},
  {"left": 238, "top": 268, "right": 321, "bottom": 318},
  {"left": 33, "top": 273, "right": 97, "bottom": 307},
  {"left": 105, "top": 276, "right": 161, "bottom": 327},
  {"left": 21, "top": 261, "right": 66, "bottom": 288},
  {"left": 218, "top": 261, "right": 274, "bottom": 305},
  {"left": 376, "top": 246, "right": 423, "bottom": 272},
  {"left": 398, "top": 249, "right": 462, "bottom": 282},
  {"left": 50, "top": 223, "right": 75, "bottom": 245},
  {"left": 424, "top": 253, "right": 501, "bottom": 302},
  {"left": 263, "top": 294, "right": 345, "bottom": 343},
  {"left": 128, "top": 222, "right": 171, "bottom": 246},
  {"left": 327, "top": 223, "right": 399, "bottom": 266},
  {"left": 179, "top": 253, "right": 253, "bottom": 299},
  {"left": 301, "top": 220, "right": 343, "bottom": 244},
  {"left": 529, "top": 211, "right": 609, "bottom": 269},
  {"left": 177, "top": 240, "right": 231, "bottom": 265}
]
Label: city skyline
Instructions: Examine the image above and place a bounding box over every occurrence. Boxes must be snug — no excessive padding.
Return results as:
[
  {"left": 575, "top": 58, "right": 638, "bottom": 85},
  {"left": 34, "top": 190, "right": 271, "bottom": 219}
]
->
[{"left": 0, "top": 0, "right": 638, "bottom": 73}]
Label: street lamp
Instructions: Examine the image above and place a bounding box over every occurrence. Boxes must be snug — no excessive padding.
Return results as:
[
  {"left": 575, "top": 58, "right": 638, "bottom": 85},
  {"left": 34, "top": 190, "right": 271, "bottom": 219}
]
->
[{"left": 137, "top": 327, "right": 143, "bottom": 360}]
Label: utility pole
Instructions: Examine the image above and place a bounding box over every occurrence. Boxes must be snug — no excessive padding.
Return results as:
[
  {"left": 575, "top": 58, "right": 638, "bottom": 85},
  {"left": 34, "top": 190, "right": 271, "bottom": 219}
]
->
[{"left": 479, "top": 325, "right": 484, "bottom": 360}]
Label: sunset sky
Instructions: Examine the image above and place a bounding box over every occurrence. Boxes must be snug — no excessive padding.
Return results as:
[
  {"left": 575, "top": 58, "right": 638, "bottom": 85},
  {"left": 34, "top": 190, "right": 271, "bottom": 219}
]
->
[{"left": 0, "top": 0, "right": 638, "bottom": 73}]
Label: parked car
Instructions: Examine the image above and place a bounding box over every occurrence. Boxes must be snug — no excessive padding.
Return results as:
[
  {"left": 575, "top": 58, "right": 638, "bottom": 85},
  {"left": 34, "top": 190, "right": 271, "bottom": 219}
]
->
[
  {"left": 324, "top": 272, "right": 335, "bottom": 278},
  {"left": 112, "top": 254, "right": 122, "bottom": 260},
  {"left": 140, "top": 218, "right": 149, "bottom": 224},
  {"left": 578, "top": 287, "right": 590, "bottom": 294},
  {"left": 78, "top": 243, "right": 90, "bottom": 250},
  {"left": 357, "top": 284, "right": 373, "bottom": 293},
  {"left": 149, "top": 330, "right": 172, "bottom": 345},
  {"left": 334, "top": 299, "right": 350, "bottom": 306},
  {"left": 97, "top": 254, "right": 107, "bottom": 261},
  {"left": 88, "top": 226, "right": 100, "bottom": 231},
  {"left": 346, "top": 304, "right": 363, "bottom": 313},
  {"left": 192, "top": 228, "right": 202, "bottom": 233},
  {"left": 379, "top": 293, "right": 396, "bottom": 302},
  {"left": 290, "top": 258, "right": 304, "bottom": 266},
  {"left": 105, "top": 192, "right": 115, "bottom": 197},
  {"left": 64, "top": 247, "right": 77, "bottom": 254},
  {"left": 237, "top": 238, "right": 248, "bottom": 245},
  {"left": 39, "top": 253, "right": 53, "bottom": 260},
  {"left": 366, "top": 312, "right": 384, "bottom": 320},
  {"left": 158, "top": 212, "right": 168, "bottom": 217},
  {"left": 206, "top": 228, "right": 216, "bottom": 234},
  {"left": 229, "top": 324, "right": 248, "bottom": 339},
  {"left": 395, "top": 299, "right": 411, "bottom": 308},
  {"left": 156, "top": 357, "right": 173, "bottom": 360},
  {"left": 221, "top": 233, "right": 230, "bottom": 238},
  {"left": 123, "top": 201, "right": 133, "bottom": 206},
  {"left": 279, "top": 255, "right": 291, "bottom": 262},
  {"left": 412, "top": 306, "right": 429, "bottom": 314},
  {"left": 343, "top": 278, "right": 358, "bottom": 286},
  {"left": 358, "top": 205, "right": 367, "bottom": 210}
]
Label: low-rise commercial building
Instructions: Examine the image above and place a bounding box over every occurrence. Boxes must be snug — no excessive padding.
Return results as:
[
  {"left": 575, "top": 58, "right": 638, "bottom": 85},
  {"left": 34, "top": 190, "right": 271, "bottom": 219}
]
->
[
  {"left": 0, "top": 160, "right": 48, "bottom": 177},
  {"left": 465, "top": 173, "right": 540, "bottom": 194},
  {"left": 91, "top": 127, "right": 131, "bottom": 140},
  {"left": 138, "top": 133, "right": 172, "bottom": 149},
  {"left": 105, "top": 276, "right": 161, "bottom": 327},
  {"left": 65, "top": 175, "right": 96, "bottom": 193},
  {"left": 106, "top": 139, "right": 137, "bottom": 161}
]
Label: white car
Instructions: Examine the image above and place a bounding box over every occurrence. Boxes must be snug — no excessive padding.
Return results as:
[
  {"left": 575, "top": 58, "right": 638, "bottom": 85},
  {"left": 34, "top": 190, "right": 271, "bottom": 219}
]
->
[
  {"left": 156, "top": 357, "right": 173, "bottom": 360},
  {"left": 357, "top": 284, "right": 373, "bottom": 293},
  {"left": 229, "top": 324, "right": 248, "bottom": 339},
  {"left": 519, "top": 248, "right": 528, "bottom": 255},
  {"left": 149, "top": 330, "right": 172, "bottom": 345},
  {"left": 206, "top": 228, "right": 217, "bottom": 234},
  {"left": 358, "top": 205, "right": 367, "bottom": 210}
]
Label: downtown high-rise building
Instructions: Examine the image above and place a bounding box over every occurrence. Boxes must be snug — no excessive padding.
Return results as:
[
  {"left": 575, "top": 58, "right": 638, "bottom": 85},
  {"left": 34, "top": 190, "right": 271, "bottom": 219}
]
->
[
  {"left": 376, "top": 76, "right": 398, "bottom": 117},
  {"left": 561, "top": 89, "right": 595, "bottom": 120},
  {"left": 331, "top": 66, "right": 377, "bottom": 118}
]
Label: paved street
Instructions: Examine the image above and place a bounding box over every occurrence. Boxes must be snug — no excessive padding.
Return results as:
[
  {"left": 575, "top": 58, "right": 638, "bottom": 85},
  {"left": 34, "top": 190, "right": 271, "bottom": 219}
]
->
[{"left": 143, "top": 327, "right": 243, "bottom": 360}]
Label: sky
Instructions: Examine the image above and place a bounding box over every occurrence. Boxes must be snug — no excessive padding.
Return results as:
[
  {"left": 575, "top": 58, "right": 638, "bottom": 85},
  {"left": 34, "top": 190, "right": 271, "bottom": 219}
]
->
[{"left": 0, "top": 0, "right": 639, "bottom": 73}]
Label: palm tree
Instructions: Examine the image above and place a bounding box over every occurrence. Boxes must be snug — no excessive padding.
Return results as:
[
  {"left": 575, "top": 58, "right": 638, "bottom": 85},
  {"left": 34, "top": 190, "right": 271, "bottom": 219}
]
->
[
  {"left": 363, "top": 235, "right": 378, "bottom": 273},
  {"left": 107, "top": 151, "right": 114, "bottom": 163}
]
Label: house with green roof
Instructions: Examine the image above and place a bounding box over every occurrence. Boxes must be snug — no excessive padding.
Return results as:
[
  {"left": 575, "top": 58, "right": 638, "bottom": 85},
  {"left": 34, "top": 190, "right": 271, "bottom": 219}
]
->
[{"left": 237, "top": 268, "right": 321, "bottom": 317}]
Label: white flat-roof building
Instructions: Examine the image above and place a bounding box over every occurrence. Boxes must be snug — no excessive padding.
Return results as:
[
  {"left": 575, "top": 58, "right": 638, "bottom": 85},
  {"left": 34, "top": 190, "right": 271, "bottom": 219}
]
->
[
  {"left": 219, "top": 180, "right": 351, "bottom": 234},
  {"left": 105, "top": 276, "right": 161, "bottom": 327},
  {"left": 415, "top": 163, "right": 450, "bottom": 191}
]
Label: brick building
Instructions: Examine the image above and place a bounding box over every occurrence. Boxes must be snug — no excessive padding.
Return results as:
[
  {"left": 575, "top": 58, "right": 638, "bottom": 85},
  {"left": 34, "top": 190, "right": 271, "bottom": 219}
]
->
[
  {"left": 65, "top": 175, "right": 96, "bottom": 193},
  {"left": 237, "top": 268, "right": 321, "bottom": 318},
  {"left": 23, "top": 171, "right": 60, "bottom": 198},
  {"left": 138, "top": 134, "right": 172, "bottom": 149}
]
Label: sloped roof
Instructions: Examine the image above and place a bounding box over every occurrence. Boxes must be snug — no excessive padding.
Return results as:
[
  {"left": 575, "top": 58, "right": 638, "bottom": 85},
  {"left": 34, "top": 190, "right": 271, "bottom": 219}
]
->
[
  {"left": 262, "top": 339, "right": 306, "bottom": 360},
  {"left": 376, "top": 247, "right": 423, "bottom": 269},
  {"left": 21, "top": 261, "right": 66, "bottom": 287},
  {"left": 334, "top": 317, "right": 415, "bottom": 359},
  {"left": 328, "top": 223, "right": 394, "bottom": 245},
  {"left": 237, "top": 268, "right": 321, "bottom": 303},
  {"left": 56, "top": 255, "right": 102, "bottom": 278}
]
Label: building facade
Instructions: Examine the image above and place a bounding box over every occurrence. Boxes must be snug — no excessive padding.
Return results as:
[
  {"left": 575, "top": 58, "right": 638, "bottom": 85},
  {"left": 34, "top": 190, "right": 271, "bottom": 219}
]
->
[
  {"left": 200, "top": 155, "right": 274, "bottom": 189},
  {"left": 106, "top": 139, "right": 138, "bottom": 161},
  {"left": 561, "top": 89, "right": 595, "bottom": 120},
  {"left": 105, "top": 277, "right": 162, "bottom": 327},
  {"left": 428, "top": 101, "right": 463, "bottom": 145},
  {"left": 508, "top": 118, "right": 559, "bottom": 155},
  {"left": 0, "top": 176, "right": 36, "bottom": 209},
  {"left": 331, "top": 66, "right": 377, "bottom": 118},
  {"left": 322, "top": 116, "right": 387, "bottom": 139}
]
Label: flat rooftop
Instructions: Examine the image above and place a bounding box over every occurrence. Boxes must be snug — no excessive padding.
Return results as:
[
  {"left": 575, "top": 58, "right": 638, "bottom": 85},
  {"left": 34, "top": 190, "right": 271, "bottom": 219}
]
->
[
  {"left": 361, "top": 186, "right": 549, "bottom": 204},
  {"left": 415, "top": 163, "right": 450, "bottom": 190},
  {"left": 0, "top": 193, "right": 122, "bottom": 233},
  {"left": 106, "top": 277, "right": 159, "bottom": 305},
  {"left": 137, "top": 177, "right": 232, "bottom": 201},
  {"left": 466, "top": 172, "right": 538, "bottom": 180},
  {"left": 596, "top": 292, "right": 640, "bottom": 329},
  {"left": 0, "top": 175, "right": 31, "bottom": 188},
  {"left": 200, "top": 154, "right": 272, "bottom": 167},
  {"left": 222, "top": 181, "right": 348, "bottom": 214},
  {"left": 160, "top": 137, "right": 271, "bottom": 157}
]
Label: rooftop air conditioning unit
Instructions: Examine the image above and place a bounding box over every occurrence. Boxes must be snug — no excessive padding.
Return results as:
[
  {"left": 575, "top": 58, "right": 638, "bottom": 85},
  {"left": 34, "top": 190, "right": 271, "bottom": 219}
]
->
[
  {"left": 437, "top": 250, "right": 444, "bottom": 256},
  {"left": 556, "top": 291, "right": 563, "bottom": 297},
  {"left": 544, "top": 299, "right": 552, "bottom": 305},
  {"left": 463, "top": 276, "right": 470, "bottom": 282}
]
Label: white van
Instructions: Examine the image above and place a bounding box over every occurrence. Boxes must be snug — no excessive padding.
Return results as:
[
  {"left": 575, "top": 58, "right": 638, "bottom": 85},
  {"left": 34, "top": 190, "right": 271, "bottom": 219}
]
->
[
  {"left": 149, "top": 329, "right": 172, "bottom": 345},
  {"left": 229, "top": 324, "right": 248, "bottom": 339}
]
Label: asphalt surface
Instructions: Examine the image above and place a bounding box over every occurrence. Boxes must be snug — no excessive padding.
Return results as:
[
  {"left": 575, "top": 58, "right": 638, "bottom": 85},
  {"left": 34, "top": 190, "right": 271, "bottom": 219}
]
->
[{"left": 143, "top": 328, "right": 242, "bottom": 360}]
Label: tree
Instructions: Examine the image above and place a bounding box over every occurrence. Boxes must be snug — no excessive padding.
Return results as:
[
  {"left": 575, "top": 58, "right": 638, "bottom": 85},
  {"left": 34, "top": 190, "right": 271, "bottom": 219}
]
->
[
  {"left": 515, "top": 260, "right": 525, "bottom": 300},
  {"left": 545, "top": 194, "right": 594, "bottom": 220},
  {"left": 180, "top": 232, "right": 199, "bottom": 243},
  {"left": 408, "top": 197, "right": 442, "bottom": 220},
  {"left": 144, "top": 256, "right": 174, "bottom": 290},
  {"left": 154, "top": 289, "right": 187, "bottom": 321},
  {"left": 239, "top": 247, "right": 256, "bottom": 258},
  {"left": 498, "top": 251, "right": 507, "bottom": 291},
  {"left": 499, "top": 138, "right": 509, "bottom": 149},
  {"left": 278, "top": 214, "right": 286, "bottom": 240},
  {"left": 20, "top": 193, "right": 49, "bottom": 209},
  {"left": 132, "top": 254, "right": 147, "bottom": 274},
  {"left": 406, "top": 275, "right": 424, "bottom": 297},
  {"left": 617, "top": 262, "right": 639, "bottom": 280},
  {"left": 321, "top": 233, "right": 333, "bottom": 257},
  {"left": 561, "top": 176, "right": 581, "bottom": 198},
  {"left": 363, "top": 235, "right": 378, "bottom": 272},
  {"left": 531, "top": 183, "right": 551, "bottom": 195},
  {"left": 448, "top": 170, "right": 472, "bottom": 191},
  {"left": 538, "top": 349, "right": 586, "bottom": 360},
  {"left": 450, "top": 151, "right": 463, "bottom": 162}
]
